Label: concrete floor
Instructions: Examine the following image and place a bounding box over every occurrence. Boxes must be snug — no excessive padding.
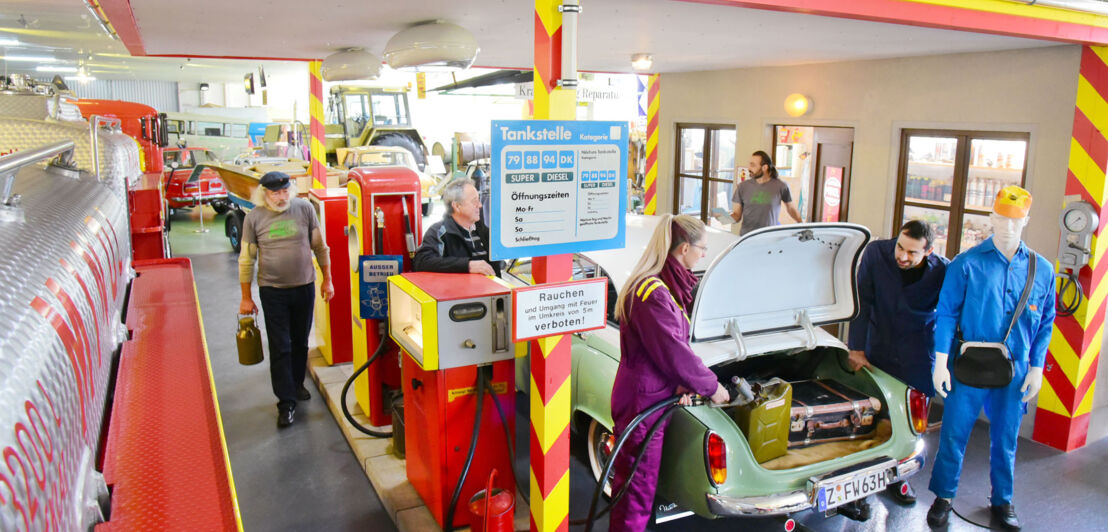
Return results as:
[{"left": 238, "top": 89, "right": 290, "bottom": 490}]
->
[
  {"left": 169, "top": 205, "right": 396, "bottom": 532},
  {"left": 174, "top": 202, "right": 1108, "bottom": 532}
]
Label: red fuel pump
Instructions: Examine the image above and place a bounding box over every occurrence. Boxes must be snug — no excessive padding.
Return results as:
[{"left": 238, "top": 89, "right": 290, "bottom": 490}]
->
[
  {"left": 388, "top": 272, "right": 518, "bottom": 530},
  {"left": 310, "top": 188, "right": 353, "bottom": 365},
  {"left": 346, "top": 167, "right": 422, "bottom": 427}
]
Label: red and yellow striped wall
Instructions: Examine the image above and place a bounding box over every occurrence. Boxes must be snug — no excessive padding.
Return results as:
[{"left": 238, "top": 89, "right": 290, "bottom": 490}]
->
[
  {"left": 644, "top": 74, "right": 660, "bottom": 215},
  {"left": 308, "top": 60, "right": 326, "bottom": 189},
  {"left": 1033, "top": 45, "right": 1108, "bottom": 452},
  {"left": 530, "top": 2, "right": 575, "bottom": 530}
]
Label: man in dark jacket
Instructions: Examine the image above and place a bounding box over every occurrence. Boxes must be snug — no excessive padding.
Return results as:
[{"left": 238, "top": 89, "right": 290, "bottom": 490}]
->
[
  {"left": 844, "top": 219, "right": 948, "bottom": 513},
  {"left": 414, "top": 178, "right": 502, "bottom": 276}
]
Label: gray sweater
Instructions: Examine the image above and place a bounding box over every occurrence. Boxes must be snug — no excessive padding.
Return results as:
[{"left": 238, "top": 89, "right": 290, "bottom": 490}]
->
[{"left": 239, "top": 198, "right": 330, "bottom": 288}]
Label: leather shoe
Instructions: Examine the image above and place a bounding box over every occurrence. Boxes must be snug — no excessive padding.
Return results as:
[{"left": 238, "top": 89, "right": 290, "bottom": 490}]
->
[
  {"left": 927, "top": 497, "right": 952, "bottom": 528},
  {"left": 990, "top": 504, "right": 1021, "bottom": 531},
  {"left": 297, "top": 385, "right": 311, "bottom": 401},
  {"left": 886, "top": 480, "right": 917, "bottom": 505},
  {"left": 277, "top": 404, "right": 295, "bottom": 428},
  {"left": 836, "top": 498, "right": 871, "bottom": 521}
]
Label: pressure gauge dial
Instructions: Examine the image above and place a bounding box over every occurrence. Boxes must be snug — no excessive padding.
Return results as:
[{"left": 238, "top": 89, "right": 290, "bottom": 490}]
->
[
  {"left": 1061, "top": 201, "right": 1098, "bottom": 235},
  {"left": 1063, "top": 208, "right": 1093, "bottom": 233}
]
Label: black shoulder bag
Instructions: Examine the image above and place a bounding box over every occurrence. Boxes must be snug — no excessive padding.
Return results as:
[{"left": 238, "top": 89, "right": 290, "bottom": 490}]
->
[{"left": 952, "top": 252, "right": 1037, "bottom": 389}]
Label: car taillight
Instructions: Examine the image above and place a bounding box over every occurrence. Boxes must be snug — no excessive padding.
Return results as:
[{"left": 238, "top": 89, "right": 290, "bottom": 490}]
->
[
  {"left": 705, "top": 431, "right": 726, "bottom": 486},
  {"left": 907, "top": 388, "right": 929, "bottom": 435}
]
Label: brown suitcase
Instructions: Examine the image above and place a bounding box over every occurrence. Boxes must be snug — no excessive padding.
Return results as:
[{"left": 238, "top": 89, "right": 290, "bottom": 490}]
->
[{"left": 788, "top": 379, "right": 881, "bottom": 448}]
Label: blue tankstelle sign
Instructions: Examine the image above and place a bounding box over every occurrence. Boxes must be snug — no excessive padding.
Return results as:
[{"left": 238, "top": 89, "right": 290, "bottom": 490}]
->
[
  {"left": 490, "top": 120, "right": 628, "bottom": 260},
  {"left": 359, "top": 255, "right": 402, "bottom": 320}
]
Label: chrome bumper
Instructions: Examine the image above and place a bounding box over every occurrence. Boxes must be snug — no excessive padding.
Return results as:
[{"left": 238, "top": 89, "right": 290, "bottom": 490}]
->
[{"left": 706, "top": 440, "right": 927, "bottom": 517}]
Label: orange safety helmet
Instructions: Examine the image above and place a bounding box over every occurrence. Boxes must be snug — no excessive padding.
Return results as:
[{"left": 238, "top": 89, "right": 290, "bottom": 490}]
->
[{"left": 994, "top": 185, "right": 1032, "bottom": 219}]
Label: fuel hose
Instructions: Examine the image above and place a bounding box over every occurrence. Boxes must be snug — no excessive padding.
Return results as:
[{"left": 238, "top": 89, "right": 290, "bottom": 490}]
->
[
  {"left": 1056, "top": 270, "right": 1083, "bottom": 318},
  {"left": 339, "top": 331, "right": 393, "bottom": 438},
  {"left": 443, "top": 367, "right": 487, "bottom": 532}
]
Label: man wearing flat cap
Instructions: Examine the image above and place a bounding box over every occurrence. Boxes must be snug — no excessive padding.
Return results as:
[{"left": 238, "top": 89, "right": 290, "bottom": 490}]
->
[{"left": 239, "top": 171, "right": 334, "bottom": 428}]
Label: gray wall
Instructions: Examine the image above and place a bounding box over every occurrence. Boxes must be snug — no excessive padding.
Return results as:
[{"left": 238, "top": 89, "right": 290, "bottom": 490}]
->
[{"left": 67, "top": 80, "right": 180, "bottom": 113}]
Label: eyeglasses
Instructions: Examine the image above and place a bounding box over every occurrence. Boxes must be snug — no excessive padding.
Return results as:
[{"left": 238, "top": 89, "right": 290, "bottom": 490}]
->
[{"left": 691, "top": 243, "right": 708, "bottom": 252}]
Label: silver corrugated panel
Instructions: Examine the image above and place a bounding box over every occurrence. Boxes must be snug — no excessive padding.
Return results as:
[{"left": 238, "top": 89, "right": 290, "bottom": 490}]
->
[
  {"left": 67, "top": 80, "right": 180, "bottom": 112},
  {"left": 0, "top": 118, "right": 142, "bottom": 194},
  {"left": 0, "top": 159, "right": 131, "bottom": 530}
]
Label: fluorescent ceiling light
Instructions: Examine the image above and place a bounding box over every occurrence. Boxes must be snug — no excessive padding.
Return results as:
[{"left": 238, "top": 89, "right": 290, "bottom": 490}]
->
[
  {"left": 2, "top": 55, "right": 57, "bottom": 62},
  {"left": 36, "top": 65, "right": 77, "bottom": 73},
  {"left": 0, "top": 38, "right": 20, "bottom": 46},
  {"left": 65, "top": 75, "right": 96, "bottom": 82}
]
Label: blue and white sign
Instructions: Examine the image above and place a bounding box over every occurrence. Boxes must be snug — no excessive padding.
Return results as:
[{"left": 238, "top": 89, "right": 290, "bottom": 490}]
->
[
  {"left": 359, "top": 255, "right": 402, "bottom": 320},
  {"left": 490, "top": 120, "right": 628, "bottom": 260}
]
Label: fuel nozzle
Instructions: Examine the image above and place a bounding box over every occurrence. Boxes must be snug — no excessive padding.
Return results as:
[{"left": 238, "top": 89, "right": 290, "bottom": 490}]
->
[{"left": 729, "top": 376, "right": 756, "bottom": 406}]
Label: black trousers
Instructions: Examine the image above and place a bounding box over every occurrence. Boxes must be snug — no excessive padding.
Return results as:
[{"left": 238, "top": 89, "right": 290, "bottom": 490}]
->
[{"left": 259, "top": 283, "right": 315, "bottom": 408}]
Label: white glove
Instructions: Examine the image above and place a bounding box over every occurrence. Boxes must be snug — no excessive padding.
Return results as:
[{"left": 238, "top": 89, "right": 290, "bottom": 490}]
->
[
  {"left": 1021, "top": 366, "right": 1044, "bottom": 403},
  {"left": 933, "top": 352, "right": 951, "bottom": 398}
]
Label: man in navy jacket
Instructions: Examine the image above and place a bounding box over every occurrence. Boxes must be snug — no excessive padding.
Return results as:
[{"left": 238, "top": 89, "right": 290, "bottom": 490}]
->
[{"left": 846, "top": 220, "right": 949, "bottom": 512}]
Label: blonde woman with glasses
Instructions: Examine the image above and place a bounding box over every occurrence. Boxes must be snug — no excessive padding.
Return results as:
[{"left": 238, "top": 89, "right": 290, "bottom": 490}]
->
[{"left": 608, "top": 214, "right": 729, "bottom": 532}]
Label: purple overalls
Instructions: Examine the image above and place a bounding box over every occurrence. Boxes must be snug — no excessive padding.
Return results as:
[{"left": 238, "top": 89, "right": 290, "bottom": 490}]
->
[{"left": 609, "top": 257, "right": 719, "bottom": 532}]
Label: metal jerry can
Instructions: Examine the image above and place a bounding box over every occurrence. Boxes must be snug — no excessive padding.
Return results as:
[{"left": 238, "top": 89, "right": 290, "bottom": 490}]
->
[{"left": 236, "top": 314, "right": 264, "bottom": 366}]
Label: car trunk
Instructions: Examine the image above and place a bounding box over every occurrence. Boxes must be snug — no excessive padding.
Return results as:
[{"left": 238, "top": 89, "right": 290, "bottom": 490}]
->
[
  {"left": 709, "top": 346, "right": 894, "bottom": 470},
  {"left": 688, "top": 223, "right": 884, "bottom": 469}
]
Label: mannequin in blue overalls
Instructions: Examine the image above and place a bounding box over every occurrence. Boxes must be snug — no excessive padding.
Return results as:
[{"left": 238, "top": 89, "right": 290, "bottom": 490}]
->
[
  {"left": 926, "top": 186, "right": 1055, "bottom": 531},
  {"left": 844, "top": 220, "right": 948, "bottom": 516}
]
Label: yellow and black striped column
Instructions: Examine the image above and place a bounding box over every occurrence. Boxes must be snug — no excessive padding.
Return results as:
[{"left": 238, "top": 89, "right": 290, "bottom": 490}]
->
[
  {"left": 530, "top": 1, "right": 575, "bottom": 530},
  {"left": 1033, "top": 45, "right": 1108, "bottom": 451},
  {"left": 643, "top": 74, "right": 659, "bottom": 215},
  {"left": 308, "top": 60, "right": 326, "bottom": 189}
]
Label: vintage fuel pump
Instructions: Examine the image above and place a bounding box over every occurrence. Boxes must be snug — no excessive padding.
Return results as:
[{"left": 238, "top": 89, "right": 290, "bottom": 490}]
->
[
  {"left": 310, "top": 187, "right": 354, "bottom": 365},
  {"left": 346, "top": 167, "right": 422, "bottom": 427},
  {"left": 387, "top": 272, "right": 518, "bottom": 530}
]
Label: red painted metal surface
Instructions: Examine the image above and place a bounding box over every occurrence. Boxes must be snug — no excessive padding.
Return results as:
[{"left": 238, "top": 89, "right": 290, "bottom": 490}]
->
[
  {"left": 309, "top": 188, "right": 353, "bottom": 364},
  {"left": 129, "top": 173, "right": 167, "bottom": 261},
  {"left": 97, "top": 259, "right": 239, "bottom": 531},
  {"left": 681, "top": 0, "right": 1108, "bottom": 45},
  {"left": 348, "top": 166, "right": 422, "bottom": 426},
  {"left": 400, "top": 272, "right": 511, "bottom": 301},
  {"left": 403, "top": 355, "right": 516, "bottom": 530}
]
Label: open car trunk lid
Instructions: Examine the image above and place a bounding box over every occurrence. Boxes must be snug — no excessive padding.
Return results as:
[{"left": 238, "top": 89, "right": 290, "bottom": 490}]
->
[{"left": 689, "top": 223, "right": 870, "bottom": 360}]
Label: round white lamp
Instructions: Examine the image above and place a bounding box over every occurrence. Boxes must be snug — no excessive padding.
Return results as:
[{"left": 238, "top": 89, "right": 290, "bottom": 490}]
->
[{"left": 384, "top": 21, "right": 479, "bottom": 71}]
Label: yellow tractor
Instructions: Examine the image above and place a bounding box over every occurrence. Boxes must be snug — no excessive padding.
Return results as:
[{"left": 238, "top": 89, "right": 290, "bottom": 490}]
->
[{"left": 326, "top": 85, "right": 428, "bottom": 171}]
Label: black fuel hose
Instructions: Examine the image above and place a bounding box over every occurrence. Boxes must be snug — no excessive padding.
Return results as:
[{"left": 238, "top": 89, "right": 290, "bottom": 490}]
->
[
  {"left": 443, "top": 367, "right": 487, "bottom": 532},
  {"left": 574, "top": 402, "right": 681, "bottom": 529},
  {"left": 483, "top": 375, "right": 529, "bottom": 507},
  {"left": 1056, "top": 271, "right": 1083, "bottom": 318},
  {"left": 339, "top": 331, "right": 393, "bottom": 438},
  {"left": 576, "top": 395, "right": 684, "bottom": 530}
]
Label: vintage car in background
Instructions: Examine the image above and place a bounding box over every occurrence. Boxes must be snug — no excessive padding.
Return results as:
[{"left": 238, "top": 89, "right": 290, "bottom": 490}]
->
[
  {"left": 342, "top": 145, "right": 439, "bottom": 215},
  {"left": 502, "top": 215, "right": 929, "bottom": 524},
  {"left": 162, "top": 146, "right": 230, "bottom": 214}
]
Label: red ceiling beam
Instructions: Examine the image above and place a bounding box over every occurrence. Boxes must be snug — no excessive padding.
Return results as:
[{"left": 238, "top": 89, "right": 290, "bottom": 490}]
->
[
  {"left": 145, "top": 53, "right": 319, "bottom": 62},
  {"left": 94, "top": 0, "right": 146, "bottom": 56},
  {"left": 678, "top": 0, "right": 1108, "bottom": 45}
]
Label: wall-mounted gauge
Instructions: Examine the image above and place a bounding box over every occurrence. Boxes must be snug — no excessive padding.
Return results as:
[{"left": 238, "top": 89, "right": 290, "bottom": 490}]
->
[{"left": 1058, "top": 200, "right": 1098, "bottom": 271}]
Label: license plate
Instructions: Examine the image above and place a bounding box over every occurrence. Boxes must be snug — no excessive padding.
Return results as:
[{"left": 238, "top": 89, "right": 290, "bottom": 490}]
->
[{"left": 811, "top": 461, "right": 895, "bottom": 512}]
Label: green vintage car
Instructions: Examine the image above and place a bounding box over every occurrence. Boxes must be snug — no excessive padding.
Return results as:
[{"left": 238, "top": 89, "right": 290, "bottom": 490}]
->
[{"left": 505, "top": 215, "right": 929, "bottom": 524}]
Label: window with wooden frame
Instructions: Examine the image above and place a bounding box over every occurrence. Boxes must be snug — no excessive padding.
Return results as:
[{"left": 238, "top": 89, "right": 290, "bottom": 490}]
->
[
  {"left": 673, "top": 123, "right": 736, "bottom": 227},
  {"left": 894, "top": 129, "right": 1029, "bottom": 258}
]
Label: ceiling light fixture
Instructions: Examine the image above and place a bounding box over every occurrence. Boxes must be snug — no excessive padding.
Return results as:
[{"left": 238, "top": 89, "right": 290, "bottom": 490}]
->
[
  {"left": 2, "top": 55, "right": 57, "bottom": 63},
  {"left": 322, "top": 48, "right": 381, "bottom": 81},
  {"left": 35, "top": 65, "right": 77, "bottom": 73},
  {"left": 631, "top": 53, "right": 653, "bottom": 71},
  {"left": 784, "top": 93, "right": 811, "bottom": 117},
  {"left": 384, "top": 20, "right": 479, "bottom": 72},
  {"left": 0, "top": 38, "right": 20, "bottom": 47}
]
